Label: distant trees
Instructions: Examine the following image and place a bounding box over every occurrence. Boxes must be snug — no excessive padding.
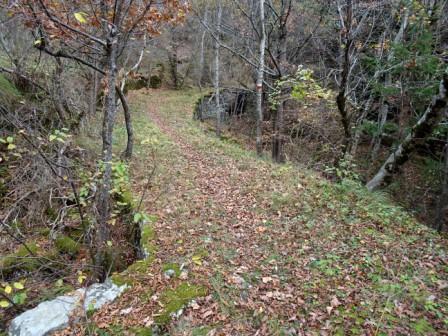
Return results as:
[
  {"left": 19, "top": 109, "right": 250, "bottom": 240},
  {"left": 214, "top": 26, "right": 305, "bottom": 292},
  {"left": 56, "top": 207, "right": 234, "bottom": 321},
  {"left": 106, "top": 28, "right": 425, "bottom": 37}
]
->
[
  {"left": 187, "top": 0, "right": 447, "bottom": 226},
  {"left": 10, "top": 0, "right": 187, "bottom": 279}
]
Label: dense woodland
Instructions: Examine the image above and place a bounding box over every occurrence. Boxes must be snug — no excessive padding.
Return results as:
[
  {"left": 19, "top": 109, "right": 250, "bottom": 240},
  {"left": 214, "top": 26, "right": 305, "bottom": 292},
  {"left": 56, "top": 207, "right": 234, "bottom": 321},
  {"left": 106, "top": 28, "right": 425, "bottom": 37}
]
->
[{"left": 0, "top": 0, "right": 448, "bottom": 335}]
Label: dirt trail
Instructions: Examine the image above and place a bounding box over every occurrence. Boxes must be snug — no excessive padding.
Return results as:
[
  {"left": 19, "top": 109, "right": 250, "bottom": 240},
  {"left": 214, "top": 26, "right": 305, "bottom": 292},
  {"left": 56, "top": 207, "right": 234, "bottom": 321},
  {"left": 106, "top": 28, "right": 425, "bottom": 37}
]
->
[{"left": 146, "top": 93, "right": 290, "bottom": 334}]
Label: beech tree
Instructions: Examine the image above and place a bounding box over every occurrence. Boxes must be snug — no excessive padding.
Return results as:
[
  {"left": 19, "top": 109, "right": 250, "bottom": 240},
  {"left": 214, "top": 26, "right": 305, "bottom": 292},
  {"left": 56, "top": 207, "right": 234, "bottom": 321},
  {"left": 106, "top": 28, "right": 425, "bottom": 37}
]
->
[{"left": 9, "top": 0, "right": 188, "bottom": 279}]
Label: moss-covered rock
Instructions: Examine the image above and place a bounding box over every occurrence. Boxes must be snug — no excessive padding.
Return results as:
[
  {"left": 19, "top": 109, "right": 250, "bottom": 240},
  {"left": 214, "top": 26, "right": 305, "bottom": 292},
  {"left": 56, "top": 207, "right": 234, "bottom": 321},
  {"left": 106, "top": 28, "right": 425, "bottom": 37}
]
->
[
  {"left": 55, "top": 235, "right": 80, "bottom": 255},
  {"left": 155, "top": 283, "right": 207, "bottom": 325},
  {"left": 0, "top": 242, "right": 41, "bottom": 275}
]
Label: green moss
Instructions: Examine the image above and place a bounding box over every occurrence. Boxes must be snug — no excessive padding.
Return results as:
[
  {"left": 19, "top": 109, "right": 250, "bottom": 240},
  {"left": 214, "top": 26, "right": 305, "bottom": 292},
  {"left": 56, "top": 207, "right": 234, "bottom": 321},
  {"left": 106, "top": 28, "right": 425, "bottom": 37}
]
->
[
  {"left": 155, "top": 283, "right": 207, "bottom": 325},
  {"left": 0, "top": 242, "right": 41, "bottom": 275},
  {"left": 131, "top": 327, "right": 153, "bottom": 336},
  {"left": 141, "top": 224, "right": 157, "bottom": 259},
  {"left": 111, "top": 271, "right": 143, "bottom": 287},
  {"left": 116, "top": 189, "right": 135, "bottom": 213},
  {"left": 37, "top": 227, "right": 51, "bottom": 236},
  {"left": 55, "top": 235, "right": 80, "bottom": 255},
  {"left": 162, "top": 263, "right": 181, "bottom": 278},
  {"left": 127, "top": 258, "right": 152, "bottom": 273},
  {"left": 192, "top": 326, "right": 213, "bottom": 336},
  {"left": 0, "top": 73, "right": 21, "bottom": 104},
  {"left": 39, "top": 284, "right": 74, "bottom": 302}
]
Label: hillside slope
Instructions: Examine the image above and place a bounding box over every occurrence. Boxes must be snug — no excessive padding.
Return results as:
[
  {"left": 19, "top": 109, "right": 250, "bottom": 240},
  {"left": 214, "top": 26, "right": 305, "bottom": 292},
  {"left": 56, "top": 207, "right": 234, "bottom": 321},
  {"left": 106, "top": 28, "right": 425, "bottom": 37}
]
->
[{"left": 72, "top": 89, "right": 447, "bottom": 335}]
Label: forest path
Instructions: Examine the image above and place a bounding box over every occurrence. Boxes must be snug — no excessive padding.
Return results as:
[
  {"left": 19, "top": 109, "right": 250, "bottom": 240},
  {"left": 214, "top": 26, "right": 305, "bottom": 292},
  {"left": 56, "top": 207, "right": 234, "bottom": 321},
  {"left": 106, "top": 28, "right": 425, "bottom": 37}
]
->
[{"left": 91, "top": 89, "right": 447, "bottom": 336}]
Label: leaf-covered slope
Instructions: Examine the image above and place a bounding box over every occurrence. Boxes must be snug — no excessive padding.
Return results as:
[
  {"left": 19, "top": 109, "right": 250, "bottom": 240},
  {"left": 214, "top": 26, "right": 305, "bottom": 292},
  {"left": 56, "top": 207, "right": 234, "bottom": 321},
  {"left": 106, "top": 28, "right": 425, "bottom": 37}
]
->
[{"left": 85, "top": 89, "right": 447, "bottom": 336}]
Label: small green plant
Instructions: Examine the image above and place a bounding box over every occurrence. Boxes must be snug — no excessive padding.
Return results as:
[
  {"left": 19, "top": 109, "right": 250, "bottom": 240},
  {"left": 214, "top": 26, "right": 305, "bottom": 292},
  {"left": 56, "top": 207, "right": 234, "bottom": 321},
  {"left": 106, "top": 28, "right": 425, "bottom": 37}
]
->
[
  {"left": 269, "top": 65, "right": 332, "bottom": 109},
  {"left": 325, "top": 156, "right": 359, "bottom": 181},
  {"left": 0, "top": 281, "right": 27, "bottom": 308},
  {"left": 49, "top": 128, "right": 70, "bottom": 143}
]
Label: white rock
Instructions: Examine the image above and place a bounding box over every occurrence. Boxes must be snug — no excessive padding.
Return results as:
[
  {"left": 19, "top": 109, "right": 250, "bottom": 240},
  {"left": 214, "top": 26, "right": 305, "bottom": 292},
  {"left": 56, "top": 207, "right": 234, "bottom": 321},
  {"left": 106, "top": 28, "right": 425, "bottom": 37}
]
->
[{"left": 9, "top": 280, "right": 126, "bottom": 336}]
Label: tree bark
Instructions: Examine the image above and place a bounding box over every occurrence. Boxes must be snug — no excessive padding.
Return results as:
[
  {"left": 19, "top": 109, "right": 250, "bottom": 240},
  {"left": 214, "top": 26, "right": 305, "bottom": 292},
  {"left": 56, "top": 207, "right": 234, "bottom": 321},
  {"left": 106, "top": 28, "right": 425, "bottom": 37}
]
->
[
  {"left": 198, "top": 7, "right": 208, "bottom": 91},
  {"left": 95, "top": 29, "right": 119, "bottom": 281},
  {"left": 336, "top": 0, "right": 353, "bottom": 157},
  {"left": 256, "top": 0, "right": 266, "bottom": 156},
  {"left": 435, "top": 135, "right": 448, "bottom": 232},
  {"left": 366, "top": 75, "right": 448, "bottom": 191},
  {"left": 271, "top": 1, "right": 290, "bottom": 163},
  {"left": 214, "top": 2, "right": 222, "bottom": 138},
  {"left": 90, "top": 65, "right": 99, "bottom": 116}
]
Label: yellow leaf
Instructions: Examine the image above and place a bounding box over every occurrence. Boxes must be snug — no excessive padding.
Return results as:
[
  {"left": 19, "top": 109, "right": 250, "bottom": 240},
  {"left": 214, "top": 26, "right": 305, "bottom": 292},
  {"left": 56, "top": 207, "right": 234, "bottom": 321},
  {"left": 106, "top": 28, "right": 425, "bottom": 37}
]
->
[
  {"left": 192, "top": 255, "right": 202, "bottom": 266},
  {"left": 13, "top": 282, "right": 24, "bottom": 290},
  {"left": 0, "top": 300, "right": 9, "bottom": 308},
  {"left": 4, "top": 285, "right": 12, "bottom": 294},
  {"left": 74, "top": 12, "right": 87, "bottom": 24}
]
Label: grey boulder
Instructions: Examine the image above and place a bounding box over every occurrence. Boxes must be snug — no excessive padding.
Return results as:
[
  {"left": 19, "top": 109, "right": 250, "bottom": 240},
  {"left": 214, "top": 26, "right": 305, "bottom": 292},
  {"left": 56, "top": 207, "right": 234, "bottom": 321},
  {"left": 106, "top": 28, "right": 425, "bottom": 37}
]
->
[{"left": 9, "top": 280, "right": 126, "bottom": 336}]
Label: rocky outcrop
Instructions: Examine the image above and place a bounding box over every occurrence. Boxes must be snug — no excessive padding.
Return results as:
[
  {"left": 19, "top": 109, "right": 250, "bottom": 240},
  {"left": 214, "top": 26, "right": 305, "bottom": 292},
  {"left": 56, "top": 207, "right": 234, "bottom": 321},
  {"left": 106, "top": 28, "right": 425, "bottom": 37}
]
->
[{"left": 194, "top": 88, "right": 256, "bottom": 121}]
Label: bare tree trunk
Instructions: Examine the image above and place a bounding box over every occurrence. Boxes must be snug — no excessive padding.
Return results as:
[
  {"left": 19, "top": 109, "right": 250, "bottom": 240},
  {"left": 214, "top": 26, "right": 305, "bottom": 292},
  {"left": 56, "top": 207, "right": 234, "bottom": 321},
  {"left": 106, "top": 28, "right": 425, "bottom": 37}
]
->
[
  {"left": 90, "top": 66, "right": 99, "bottom": 116},
  {"left": 168, "top": 48, "right": 179, "bottom": 89},
  {"left": 366, "top": 75, "right": 448, "bottom": 191},
  {"left": 52, "top": 59, "right": 68, "bottom": 124},
  {"left": 271, "top": 1, "right": 290, "bottom": 163},
  {"left": 435, "top": 134, "right": 448, "bottom": 231},
  {"left": 95, "top": 29, "right": 119, "bottom": 281},
  {"left": 256, "top": 0, "right": 266, "bottom": 156},
  {"left": 198, "top": 8, "right": 208, "bottom": 91},
  {"left": 116, "top": 86, "right": 133, "bottom": 159},
  {"left": 371, "top": 99, "right": 388, "bottom": 159},
  {"left": 336, "top": 0, "right": 353, "bottom": 157},
  {"left": 214, "top": 2, "right": 222, "bottom": 138}
]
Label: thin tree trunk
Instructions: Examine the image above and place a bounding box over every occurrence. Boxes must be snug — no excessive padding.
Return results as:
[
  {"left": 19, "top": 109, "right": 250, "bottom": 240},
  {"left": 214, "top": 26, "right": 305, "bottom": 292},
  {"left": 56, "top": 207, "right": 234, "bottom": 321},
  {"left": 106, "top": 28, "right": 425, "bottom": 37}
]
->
[
  {"left": 95, "top": 29, "right": 119, "bottom": 281},
  {"left": 214, "top": 2, "right": 222, "bottom": 138},
  {"left": 52, "top": 59, "right": 67, "bottom": 124},
  {"left": 199, "top": 31, "right": 206, "bottom": 90},
  {"left": 256, "top": 0, "right": 266, "bottom": 156},
  {"left": 271, "top": 2, "right": 289, "bottom": 163},
  {"left": 336, "top": 0, "right": 353, "bottom": 157},
  {"left": 116, "top": 86, "right": 133, "bottom": 159},
  {"left": 366, "top": 75, "right": 448, "bottom": 191},
  {"left": 90, "top": 66, "right": 99, "bottom": 116},
  {"left": 435, "top": 135, "right": 448, "bottom": 232},
  {"left": 198, "top": 8, "right": 208, "bottom": 91}
]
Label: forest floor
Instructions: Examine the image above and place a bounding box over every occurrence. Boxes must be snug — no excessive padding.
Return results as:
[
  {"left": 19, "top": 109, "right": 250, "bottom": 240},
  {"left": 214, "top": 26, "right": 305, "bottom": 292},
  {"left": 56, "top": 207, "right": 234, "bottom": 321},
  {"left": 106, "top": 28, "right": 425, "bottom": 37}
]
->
[{"left": 73, "top": 89, "right": 447, "bottom": 335}]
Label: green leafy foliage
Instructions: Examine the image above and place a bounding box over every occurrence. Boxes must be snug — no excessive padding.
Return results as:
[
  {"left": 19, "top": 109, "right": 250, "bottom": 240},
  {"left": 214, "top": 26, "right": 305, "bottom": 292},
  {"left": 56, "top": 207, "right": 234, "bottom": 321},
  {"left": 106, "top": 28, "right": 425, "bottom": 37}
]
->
[
  {"left": 269, "top": 66, "right": 332, "bottom": 109},
  {"left": 0, "top": 281, "right": 27, "bottom": 309}
]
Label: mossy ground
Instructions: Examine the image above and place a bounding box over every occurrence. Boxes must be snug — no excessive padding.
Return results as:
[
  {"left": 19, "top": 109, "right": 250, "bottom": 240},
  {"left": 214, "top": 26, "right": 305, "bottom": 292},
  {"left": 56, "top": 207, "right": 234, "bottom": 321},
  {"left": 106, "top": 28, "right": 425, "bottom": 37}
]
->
[
  {"left": 55, "top": 235, "right": 80, "bottom": 255},
  {"left": 155, "top": 283, "right": 208, "bottom": 325}
]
